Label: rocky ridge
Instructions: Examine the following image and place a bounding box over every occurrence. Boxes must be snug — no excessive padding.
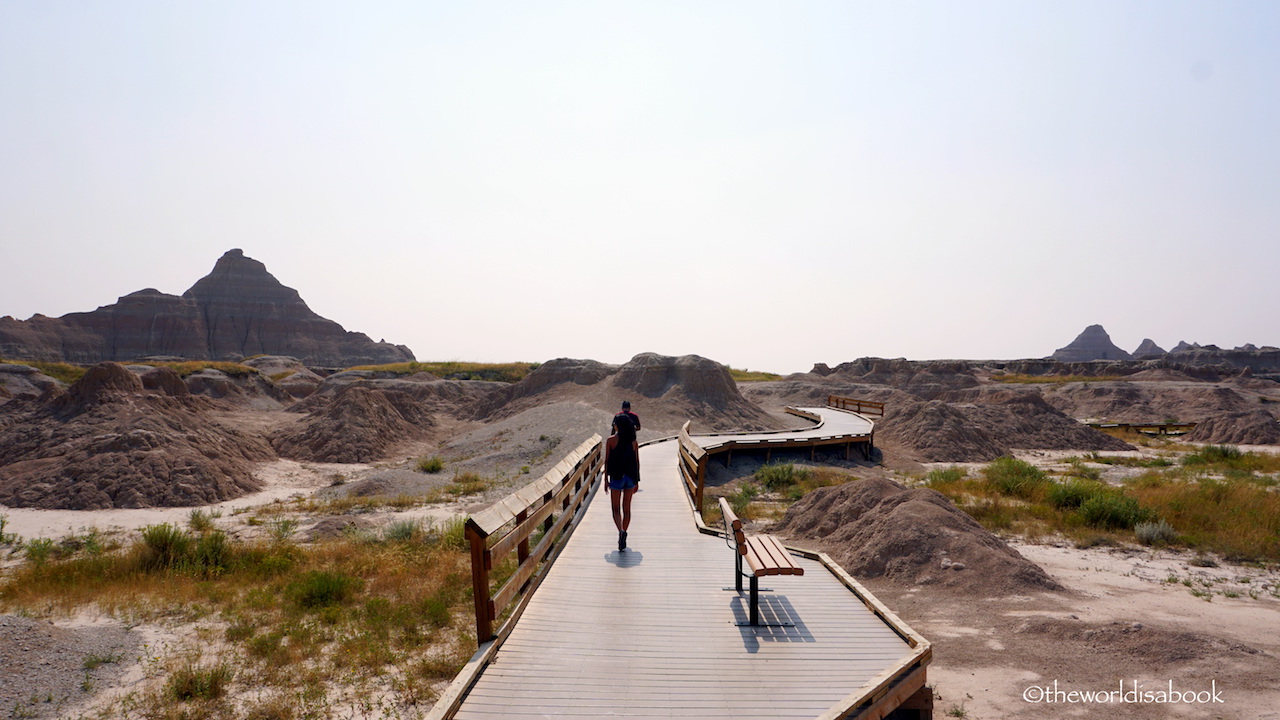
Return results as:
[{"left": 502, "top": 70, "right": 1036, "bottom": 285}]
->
[{"left": 0, "top": 249, "right": 414, "bottom": 367}]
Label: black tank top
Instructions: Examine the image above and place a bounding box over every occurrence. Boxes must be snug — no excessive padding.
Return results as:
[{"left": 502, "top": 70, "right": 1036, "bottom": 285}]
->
[{"left": 607, "top": 437, "right": 638, "bottom": 480}]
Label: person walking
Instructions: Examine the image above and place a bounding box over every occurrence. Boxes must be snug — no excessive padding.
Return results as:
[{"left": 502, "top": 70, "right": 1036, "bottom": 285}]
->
[
  {"left": 604, "top": 412, "right": 640, "bottom": 551},
  {"left": 613, "top": 400, "right": 640, "bottom": 435}
]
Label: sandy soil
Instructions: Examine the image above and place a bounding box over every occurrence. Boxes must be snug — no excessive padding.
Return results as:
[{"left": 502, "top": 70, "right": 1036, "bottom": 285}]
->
[{"left": 862, "top": 541, "right": 1280, "bottom": 719}]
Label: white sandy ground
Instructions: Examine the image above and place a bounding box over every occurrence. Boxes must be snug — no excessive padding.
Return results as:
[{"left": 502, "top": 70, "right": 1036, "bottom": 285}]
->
[
  {"left": 0, "top": 459, "right": 463, "bottom": 543},
  {"left": 893, "top": 541, "right": 1280, "bottom": 720}
]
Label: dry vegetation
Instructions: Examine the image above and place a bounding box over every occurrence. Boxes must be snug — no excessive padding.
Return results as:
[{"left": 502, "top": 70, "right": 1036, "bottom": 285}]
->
[
  {"left": 0, "top": 516, "right": 477, "bottom": 720},
  {"left": 344, "top": 361, "right": 538, "bottom": 383},
  {"left": 920, "top": 444, "right": 1280, "bottom": 565}
]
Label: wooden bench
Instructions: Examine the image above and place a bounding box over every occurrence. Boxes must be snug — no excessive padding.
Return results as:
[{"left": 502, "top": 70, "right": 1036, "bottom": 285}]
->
[{"left": 718, "top": 497, "right": 804, "bottom": 626}]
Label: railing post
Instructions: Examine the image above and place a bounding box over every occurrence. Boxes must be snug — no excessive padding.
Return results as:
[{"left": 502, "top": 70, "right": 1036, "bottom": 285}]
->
[
  {"left": 516, "top": 510, "right": 530, "bottom": 566},
  {"left": 467, "top": 521, "right": 493, "bottom": 642}
]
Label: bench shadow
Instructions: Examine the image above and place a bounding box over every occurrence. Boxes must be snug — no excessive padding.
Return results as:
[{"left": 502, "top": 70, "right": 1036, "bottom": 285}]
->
[
  {"left": 604, "top": 549, "right": 644, "bottom": 568},
  {"left": 731, "top": 596, "right": 814, "bottom": 652}
]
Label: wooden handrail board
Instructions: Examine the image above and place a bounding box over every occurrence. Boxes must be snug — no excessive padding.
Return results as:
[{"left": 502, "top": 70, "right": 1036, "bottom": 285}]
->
[
  {"left": 491, "top": 472, "right": 593, "bottom": 615},
  {"left": 469, "top": 434, "right": 601, "bottom": 537}
]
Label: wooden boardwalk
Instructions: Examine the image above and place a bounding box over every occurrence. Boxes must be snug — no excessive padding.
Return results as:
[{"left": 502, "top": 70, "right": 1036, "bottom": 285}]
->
[{"left": 449, "top": 409, "right": 924, "bottom": 719}]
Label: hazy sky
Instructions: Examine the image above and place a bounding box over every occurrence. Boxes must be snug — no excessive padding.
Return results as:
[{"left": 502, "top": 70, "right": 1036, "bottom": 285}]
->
[{"left": 2, "top": 2, "right": 1277, "bottom": 373}]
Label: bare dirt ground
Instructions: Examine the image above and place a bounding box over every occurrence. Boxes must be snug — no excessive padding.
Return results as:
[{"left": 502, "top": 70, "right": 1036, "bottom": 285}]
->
[{"left": 859, "top": 540, "right": 1280, "bottom": 720}]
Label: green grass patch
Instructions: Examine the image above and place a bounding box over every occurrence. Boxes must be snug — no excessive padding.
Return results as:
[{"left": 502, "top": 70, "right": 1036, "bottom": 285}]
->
[
  {"left": 727, "top": 367, "right": 782, "bottom": 382},
  {"left": 992, "top": 373, "right": 1125, "bottom": 384},
  {"left": 345, "top": 361, "right": 538, "bottom": 383},
  {"left": 983, "top": 456, "right": 1050, "bottom": 500},
  {"left": 416, "top": 455, "right": 445, "bottom": 474},
  {"left": 141, "top": 360, "right": 258, "bottom": 378},
  {"left": 0, "top": 358, "right": 88, "bottom": 384}
]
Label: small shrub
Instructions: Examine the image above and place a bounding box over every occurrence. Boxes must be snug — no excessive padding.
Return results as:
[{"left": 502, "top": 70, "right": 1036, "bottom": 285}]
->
[
  {"left": 447, "top": 472, "right": 488, "bottom": 496},
  {"left": 924, "top": 466, "right": 966, "bottom": 485},
  {"left": 167, "top": 661, "right": 233, "bottom": 701},
  {"left": 729, "top": 483, "right": 759, "bottom": 517},
  {"left": 1047, "top": 479, "right": 1109, "bottom": 510},
  {"left": 140, "top": 524, "right": 192, "bottom": 571},
  {"left": 755, "top": 463, "right": 811, "bottom": 491},
  {"left": 984, "top": 456, "right": 1050, "bottom": 499},
  {"left": 1135, "top": 518, "right": 1178, "bottom": 546},
  {"left": 267, "top": 518, "right": 299, "bottom": 543},
  {"left": 1183, "top": 445, "right": 1243, "bottom": 466},
  {"left": 288, "top": 571, "right": 362, "bottom": 609},
  {"left": 24, "top": 538, "right": 56, "bottom": 566},
  {"left": 1078, "top": 493, "right": 1152, "bottom": 530},
  {"left": 188, "top": 509, "right": 216, "bottom": 533},
  {"left": 417, "top": 456, "right": 445, "bottom": 474},
  {"left": 435, "top": 517, "right": 469, "bottom": 551},
  {"left": 83, "top": 652, "right": 121, "bottom": 670},
  {"left": 384, "top": 519, "right": 423, "bottom": 543},
  {"left": 192, "top": 531, "right": 230, "bottom": 576}
]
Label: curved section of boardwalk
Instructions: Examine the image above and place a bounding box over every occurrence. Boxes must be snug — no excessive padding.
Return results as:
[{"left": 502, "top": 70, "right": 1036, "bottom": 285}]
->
[{"left": 452, "top": 409, "right": 917, "bottom": 719}]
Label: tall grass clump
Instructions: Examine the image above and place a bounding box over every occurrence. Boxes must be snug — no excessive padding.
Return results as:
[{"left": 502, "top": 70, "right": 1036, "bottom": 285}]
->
[
  {"left": 1078, "top": 492, "right": 1153, "bottom": 530},
  {"left": 167, "top": 662, "right": 233, "bottom": 701},
  {"left": 287, "top": 571, "right": 363, "bottom": 609},
  {"left": 755, "top": 463, "right": 811, "bottom": 491},
  {"left": 416, "top": 455, "right": 445, "bottom": 474},
  {"left": 1135, "top": 519, "right": 1179, "bottom": 546},
  {"left": 983, "top": 456, "right": 1050, "bottom": 500},
  {"left": 924, "top": 466, "right": 967, "bottom": 486},
  {"left": 141, "top": 523, "right": 193, "bottom": 571},
  {"left": 1046, "top": 479, "right": 1110, "bottom": 510},
  {"left": 384, "top": 519, "right": 424, "bottom": 543}
]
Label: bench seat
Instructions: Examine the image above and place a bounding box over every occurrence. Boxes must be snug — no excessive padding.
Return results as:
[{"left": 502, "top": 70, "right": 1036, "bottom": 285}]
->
[{"left": 719, "top": 497, "right": 804, "bottom": 626}]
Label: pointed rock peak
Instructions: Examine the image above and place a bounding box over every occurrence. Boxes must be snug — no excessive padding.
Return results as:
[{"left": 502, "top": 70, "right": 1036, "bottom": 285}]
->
[
  {"left": 1051, "top": 325, "right": 1134, "bottom": 362},
  {"left": 1171, "top": 341, "right": 1200, "bottom": 353},
  {"left": 183, "top": 249, "right": 305, "bottom": 306},
  {"left": 1133, "top": 339, "right": 1167, "bottom": 357}
]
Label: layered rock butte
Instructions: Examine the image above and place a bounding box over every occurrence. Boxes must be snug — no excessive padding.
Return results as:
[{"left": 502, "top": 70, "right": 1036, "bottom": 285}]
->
[{"left": 0, "top": 250, "right": 413, "bottom": 367}]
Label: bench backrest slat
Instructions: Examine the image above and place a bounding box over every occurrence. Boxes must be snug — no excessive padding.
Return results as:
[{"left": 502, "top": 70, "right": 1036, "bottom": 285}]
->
[{"left": 718, "top": 497, "right": 748, "bottom": 555}]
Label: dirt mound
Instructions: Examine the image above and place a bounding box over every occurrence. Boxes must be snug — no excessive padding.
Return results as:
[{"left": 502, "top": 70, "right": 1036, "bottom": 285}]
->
[
  {"left": 272, "top": 385, "right": 434, "bottom": 463},
  {"left": 304, "top": 516, "right": 375, "bottom": 541},
  {"left": 135, "top": 365, "right": 190, "bottom": 397},
  {"left": 242, "top": 355, "right": 325, "bottom": 398},
  {"left": 299, "top": 373, "right": 503, "bottom": 422},
  {"left": 0, "top": 364, "right": 273, "bottom": 509},
  {"left": 487, "top": 353, "right": 781, "bottom": 434},
  {"left": 510, "top": 357, "right": 616, "bottom": 398},
  {"left": 950, "top": 390, "right": 1133, "bottom": 452},
  {"left": 182, "top": 367, "right": 293, "bottom": 408},
  {"left": 823, "top": 358, "right": 980, "bottom": 398},
  {"left": 0, "top": 363, "right": 63, "bottom": 404},
  {"left": 773, "top": 476, "right": 1062, "bottom": 596},
  {"left": 876, "top": 400, "right": 1008, "bottom": 462},
  {"left": 1182, "top": 410, "right": 1280, "bottom": 445},
  {"left": 51, "top": 361, "right": 142, "bottom": 413},
  {"left": 1017, "top": 618, "right": 1263, "bottom": 666},
  {"left": 1043, "top": 382, "right": 1253, "bottom": 423}
]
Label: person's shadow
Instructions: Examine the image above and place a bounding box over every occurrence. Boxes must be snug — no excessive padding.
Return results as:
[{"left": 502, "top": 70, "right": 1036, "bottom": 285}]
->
[{"left": 604, "top": 550, "right": 644, "bottom": 568}]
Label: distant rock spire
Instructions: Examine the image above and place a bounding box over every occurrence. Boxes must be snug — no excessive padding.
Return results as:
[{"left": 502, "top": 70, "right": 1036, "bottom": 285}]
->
[
  {"left": 1050, "top": 325, "right": 1134, "bottom": 362},
  {"left": 1132, "top": 339, "right": 1167, "bottom": 358}
]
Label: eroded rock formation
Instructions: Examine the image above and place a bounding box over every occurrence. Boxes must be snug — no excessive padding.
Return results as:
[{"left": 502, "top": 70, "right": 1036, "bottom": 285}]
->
[
  {"left": 1051, "top": 325, "right": 1134, "bottom": 362},
  {"left": 0, "top": 250, "right": 414, "bottom": 367}
]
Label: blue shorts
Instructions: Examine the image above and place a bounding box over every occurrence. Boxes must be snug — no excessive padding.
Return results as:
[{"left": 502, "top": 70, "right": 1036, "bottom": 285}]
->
[{"left": 608, "top": 475, "right": 637, "bottom": 491}]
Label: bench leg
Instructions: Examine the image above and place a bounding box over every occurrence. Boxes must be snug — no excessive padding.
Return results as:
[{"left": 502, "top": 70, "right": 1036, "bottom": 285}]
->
[
  {"left": 749, "top": 575, "right": 759, "bottom": 626},
  {"left": 735, "top": 553, "right": 743, "bottom": 593}
]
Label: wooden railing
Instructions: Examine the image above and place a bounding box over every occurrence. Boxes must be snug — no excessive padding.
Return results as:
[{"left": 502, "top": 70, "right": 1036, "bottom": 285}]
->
[
  {"left": 828, "top": 394, "right": 885, "bottom": 417},
  {"left": 677, "top": 421, "right": 708, "bottom": 513},
  {"left": 464, "top": 435, "right": 604, "bottom": 642}
]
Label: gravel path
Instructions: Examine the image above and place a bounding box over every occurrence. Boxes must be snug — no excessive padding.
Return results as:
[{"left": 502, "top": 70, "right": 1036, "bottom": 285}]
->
[{"left": 0, "top": 614, "right": 140, "bottom": 719}]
